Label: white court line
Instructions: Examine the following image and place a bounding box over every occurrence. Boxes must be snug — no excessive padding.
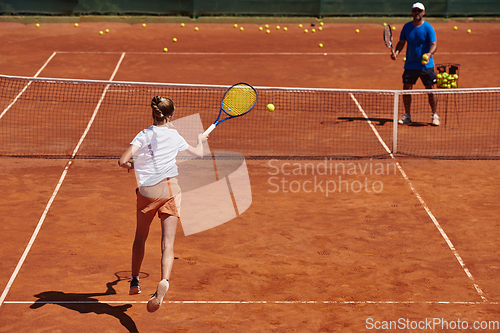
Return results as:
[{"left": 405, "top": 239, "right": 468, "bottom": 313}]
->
[
  {"left": 349, "top": 93, "right": 487, "bottom": 302},
  {"left": 0, "top": 52, "right": 127, "bottom": 308},
  {"left": 55, "top": 51, "right": 499, "bottom": 56},
  {"left": 4, "top": 300, "right": 499, "bottom": 305},
  {"left": 0, "top": 52, "right": 57, "bottom": 120}
]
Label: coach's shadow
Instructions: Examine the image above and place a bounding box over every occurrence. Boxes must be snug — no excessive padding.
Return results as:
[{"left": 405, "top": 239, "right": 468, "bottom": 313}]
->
[{"left": 30, "top": 278, "right": 139, "bottom": 333}]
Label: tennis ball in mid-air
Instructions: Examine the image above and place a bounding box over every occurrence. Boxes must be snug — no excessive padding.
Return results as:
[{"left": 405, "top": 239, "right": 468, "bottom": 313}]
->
[
  {"left": 163, "top": 47, "right": 168, "bottom": 52},
  {"left": 392, "top": 26, "right": 396, "bottom": 30},
  {"left": 99, "top": 31, "right": 103, "bottom": 35},
  {"left": 319, "top": 43, "right": 323, "bottom": 48},
  {"left": 173, "top": 37, "right": 177, "bottom": 42},
  {"left": 36, "top": 23, "right": 40, "bottom": 27},
  {"left": 266, "top": 104, "right": 275, "bottom": 112},
  {"left": 312, "top": 28, "right": 316, "bottom": 33},
  {"left": 74, "top": 23, "right": 79, "bottom": 27},
  {"left": 320, "top": 22, "right": 324, "bottom": 26},
  {"left": 299, "top": 24, "right": 303, "bottom": 28},
  {"left": 259, "top": 26, "right": 263, "bottom": 31},
  {"left": 284, "top": 27, "right": 288, "bottom": 31},
  {"left": 355, "top": 29, "right": 360, "bottom": 33},
  {"left": 195, "top": 27, "right": 199, "bottom": 31},
  {"left": 240, "top": 27, "right": 244, "bottom": 31},
  {"left": 276, "top": 25, "right": 280, "bottom": 30},
  {"left": 181, "top": 23, "right": 185, "bottom": 27},
  {"left": 265, "top": 24, "right": 269, "bottom": 28},
  {"left": 142, "top": 23, "right": 146, "bottom": 27},
  {"left": 234, "top": 24, "right": 238, "bottom": 28},
  {"left": 454, "top": 26, "right": 458, "bottom": 30},
  {"left": 318, "top": 26, "right": 323, "bottom": 31},
  {"left": 105, "top": 29, "right": 109, "bottom": 33},
  {"left": 422, "top": 54, "right": 429, "bottom": 60},
  {"left": 266, "top": 29, "right": 270, "bottom": 34},
  {"left": 467, "top": 29, "right": 471, "bottom": 33},
  {"left": 383, "top": 22, "right": 387, "bottom": 26},
  {"left": 304, "top": 29, "right": 308, "bottom": 33}
]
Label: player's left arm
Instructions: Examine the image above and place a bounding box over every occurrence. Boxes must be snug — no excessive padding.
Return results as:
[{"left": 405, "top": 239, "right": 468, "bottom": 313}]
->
[{"left": 118, "top": 144, "right": 138, "bottom": 169}]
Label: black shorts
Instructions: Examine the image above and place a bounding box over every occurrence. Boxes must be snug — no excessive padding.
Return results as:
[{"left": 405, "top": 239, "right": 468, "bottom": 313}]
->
[{"left": 402, "top": 68, "right": 437, "bottom": 86}]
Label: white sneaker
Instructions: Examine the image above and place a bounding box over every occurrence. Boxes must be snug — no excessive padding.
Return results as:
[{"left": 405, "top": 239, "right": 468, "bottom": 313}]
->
[
  {"left": 398, "top": 113, "right": 411, "bottom": 124},
  {"left": 147, "top": 279, "right": 169, "bottom": 313},
  {"left": 432, "top": 114, "right": 440, "bottom": 126}
]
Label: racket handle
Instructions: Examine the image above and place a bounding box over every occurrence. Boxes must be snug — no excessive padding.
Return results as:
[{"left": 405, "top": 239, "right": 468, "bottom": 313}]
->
[{"left": 203, "top": 124, "right": 216, "bottom": 135}]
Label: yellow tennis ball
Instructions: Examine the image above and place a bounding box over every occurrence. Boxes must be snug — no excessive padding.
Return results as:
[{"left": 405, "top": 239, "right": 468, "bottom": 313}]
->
[
  {"left": 392, "top": 26, "right": 396, "bottom": 30},
  {"left": 265, "top": 24, "right": 269, "bottom": 28},
  {"left": 422, "top": 54, "right": 429, "bottom": 60},
  {"left": 181, "top": 23, "right": 185, "bottom": 27},
  {"left": 240, "top": 27, "right": 244, "bottom": 31},
  {"left": 99, "top": 31, "right": 103, "bottom": 35},
  {"left": 304, "top": 29, "right": 308, "bottom": 33},
  {"left": 74, "top": 23, "right": 79, "bottom": 27},
  {"left": 454, "top": 26, "right": 458, "bottom": 30},
  {"left": 383, "top": 22, "right": 387, "bottom": 26},
  {"left": 421, "top": 60, "right": 428, "bottom": 65},
  {"left": 259, "top": 26, "right": 263, "bottom": 31},
  {"left": 312, "top": 28, "right": 316, "bottom": 33},
  {"left": 355, "top": 29, "right": 359, "bottom": 33},
  {"left": 266, "top": 29, "right": 270, "bottom": 34},
  {"left": 319, "top": 43, "right": 323, "bottom": 48},
  {"left": 234, "top": 24, "right": 238, "bottom": 28},
  {"left": 467, "top": 29, "right": 471, "bottom": 33},
  {"left": 266, "top": 104, "right": 275, "bottom": 112},
  {"left": 299, "top": 24, "right": 303, "bottom": 28},
  {"left": 320, "top": 22, "right": 324, "bottom": 26},
  {"left": 195, "top": 27, "right": 199, "bottom": 31},
  {"left": 36, "top": 23, "right": 40, "bottom": 27},
  {"left": 142, "top": 23, "right": 146, "bottom": 27},
  {"left": 318, "top": 26, "right": 323, "bottom": 31},
  {"left": 276, "top": 25, "right": 280, "bottom": 30},
  {"left": 163, "top": 47, "right": 168, "bottom": 52},
  {"left": 173, "top": 37, "right": 177, "bottom": 42},
  {"left": 105, "top": 29, "right": 109, "bottom": 33},
  {"left": 404, "top": 57, "right": 406, "bottom": 61},
  {"left": 284, "top": 27, "right": 288, "bottom": 31}
]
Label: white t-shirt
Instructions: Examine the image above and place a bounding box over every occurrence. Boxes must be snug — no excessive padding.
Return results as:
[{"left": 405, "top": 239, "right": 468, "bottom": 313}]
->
[{"left": 131, "top": 125, "right": 189, "bottom": 186}]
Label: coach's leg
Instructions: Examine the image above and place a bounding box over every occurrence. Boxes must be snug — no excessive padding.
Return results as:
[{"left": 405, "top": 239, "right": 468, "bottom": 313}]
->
[{"left": 403, "top": 83, "right": 413, "bottom": 115}]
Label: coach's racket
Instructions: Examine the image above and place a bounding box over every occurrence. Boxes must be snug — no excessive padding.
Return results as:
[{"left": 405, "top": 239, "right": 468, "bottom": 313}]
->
[
  {"left": 203, "top": 82, "right": 257, "bottom": 135},
  {"left": 383, "top": 24, "right": 395, "bottom": 56}
]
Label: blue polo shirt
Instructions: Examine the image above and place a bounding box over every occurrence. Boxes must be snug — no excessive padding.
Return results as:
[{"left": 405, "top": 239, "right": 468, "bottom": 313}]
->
[{"left": 400, "top": 21, "right": 437, "bottom": 70}]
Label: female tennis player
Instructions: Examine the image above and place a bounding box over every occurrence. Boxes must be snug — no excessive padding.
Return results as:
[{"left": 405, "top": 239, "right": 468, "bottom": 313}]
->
[{"left": 119, "top": 96, "right": 208, "bottom": 312}]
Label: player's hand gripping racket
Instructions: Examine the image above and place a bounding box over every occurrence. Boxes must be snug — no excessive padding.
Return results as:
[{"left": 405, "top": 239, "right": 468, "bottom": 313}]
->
[
  {"left": 383, "top": 24, "right": 395, "bottom": 56},
  {"left": 203, "top": 82, "right": 257, "bottom": 135}
]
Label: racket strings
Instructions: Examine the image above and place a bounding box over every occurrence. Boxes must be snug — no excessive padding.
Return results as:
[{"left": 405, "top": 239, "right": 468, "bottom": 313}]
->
[
  {"left": 384, "top": 25, "right": 393, "bottom": 47},
  {"left": 222, "top": 84, "right": 257, "bottom": 116}
]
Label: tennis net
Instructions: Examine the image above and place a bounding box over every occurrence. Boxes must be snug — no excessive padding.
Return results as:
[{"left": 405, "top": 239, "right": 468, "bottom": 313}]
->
[{"left": 0, "top": 74, "right": 498, "bottom": 159}]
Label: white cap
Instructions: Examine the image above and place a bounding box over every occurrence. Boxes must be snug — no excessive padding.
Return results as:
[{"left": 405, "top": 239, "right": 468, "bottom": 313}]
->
[{"left": 412, "top": 2, "right": 425, "bottom": 10}]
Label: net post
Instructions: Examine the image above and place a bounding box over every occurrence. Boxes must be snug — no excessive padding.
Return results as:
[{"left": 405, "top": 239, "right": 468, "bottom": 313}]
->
[{"left": 392, "top": 91, "right": 399, "bottom": 154}]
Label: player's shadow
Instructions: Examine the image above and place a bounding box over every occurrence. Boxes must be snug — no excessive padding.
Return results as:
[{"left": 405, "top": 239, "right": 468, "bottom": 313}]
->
[
  {"left": 30, "top": 276, "right": 139, "bottom": 333},
  {"left": 336, "top": 117, "right": 393, "bottom": 125}
]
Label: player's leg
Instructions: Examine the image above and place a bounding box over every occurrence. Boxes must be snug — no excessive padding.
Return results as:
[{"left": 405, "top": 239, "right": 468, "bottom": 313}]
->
[
  {"left": 146, "top": 213, "right": 177, "bottom": 313},
  {"left": 130, "top": 210, "right": 154, "bottom": 294},
  {"left": 160, "top": 214, "right": 178, "bottom": 280}
]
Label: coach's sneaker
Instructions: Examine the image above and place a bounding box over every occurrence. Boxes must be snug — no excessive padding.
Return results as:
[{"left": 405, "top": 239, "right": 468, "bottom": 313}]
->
[
  {"left": 129, "top": 276, "right": 141, "bottom": 295},
  {"left": 431, "top": 114, "right": 440, "bottom": 126},
  {"left": 147, "top": 279, "right": 169, "bottom": 313},
  {"left": 398, "top": 113, "right": 411, "bottom": 124}
]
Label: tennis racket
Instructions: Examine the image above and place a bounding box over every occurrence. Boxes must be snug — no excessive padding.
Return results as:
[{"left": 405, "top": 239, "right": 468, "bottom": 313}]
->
[
  {"left": 383, "top": 24, "right": 395, "bottom": 56},
  {"left": 203, "top": 82, "right": 257, "bottom": 135}
]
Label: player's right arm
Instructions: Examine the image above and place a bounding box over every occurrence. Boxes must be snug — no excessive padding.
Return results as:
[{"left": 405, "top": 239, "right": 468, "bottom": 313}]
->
[{"left": 391, "top": 40, "right": 406, "bottom": 60}]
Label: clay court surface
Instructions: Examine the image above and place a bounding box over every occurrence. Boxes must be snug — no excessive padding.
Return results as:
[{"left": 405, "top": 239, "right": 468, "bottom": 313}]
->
[{"left": 0, "top": 19, "right": 500, "bottom": 332}]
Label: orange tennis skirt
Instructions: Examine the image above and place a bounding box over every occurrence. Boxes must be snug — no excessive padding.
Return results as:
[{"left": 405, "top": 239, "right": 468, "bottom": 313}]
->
[{"left": 136, "top": 177, "right": 182, "bottom": 218}]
